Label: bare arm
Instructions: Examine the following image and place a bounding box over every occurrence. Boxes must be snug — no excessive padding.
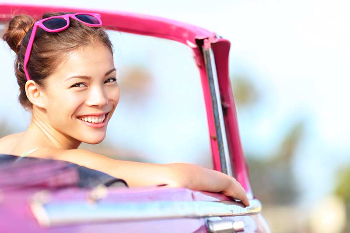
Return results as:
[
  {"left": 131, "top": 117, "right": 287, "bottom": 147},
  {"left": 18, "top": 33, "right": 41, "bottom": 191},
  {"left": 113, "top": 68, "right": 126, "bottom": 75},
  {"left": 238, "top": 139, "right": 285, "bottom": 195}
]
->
[{"left": 49, "top": 148, "right": 250, "bottom": 206}]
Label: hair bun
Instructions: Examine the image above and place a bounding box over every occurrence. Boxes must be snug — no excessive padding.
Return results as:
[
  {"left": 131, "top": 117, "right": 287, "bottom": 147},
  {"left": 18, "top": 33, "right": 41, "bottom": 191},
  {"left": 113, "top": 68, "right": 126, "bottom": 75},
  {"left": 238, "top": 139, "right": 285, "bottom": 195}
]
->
[{"left": 3, "top": 15, "right": 34, "bottom": 54}]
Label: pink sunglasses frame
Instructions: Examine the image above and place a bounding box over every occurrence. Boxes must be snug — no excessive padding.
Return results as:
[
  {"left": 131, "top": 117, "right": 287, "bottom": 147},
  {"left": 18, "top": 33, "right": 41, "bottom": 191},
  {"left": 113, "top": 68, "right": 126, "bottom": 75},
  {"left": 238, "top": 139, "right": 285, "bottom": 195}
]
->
[{"left": 23, "top": 13, "right": 102, "bottom": 81}]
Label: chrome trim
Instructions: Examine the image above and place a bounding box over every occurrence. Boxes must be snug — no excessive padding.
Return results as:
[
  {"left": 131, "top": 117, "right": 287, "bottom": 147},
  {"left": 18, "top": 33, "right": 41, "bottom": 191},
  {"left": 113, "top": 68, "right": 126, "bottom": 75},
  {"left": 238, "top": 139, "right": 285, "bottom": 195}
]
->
[
  {"left": 207, "top": 218, "right": 245, "bottom": 233},
  {"left": 203, "top": 44, "right": 232, "bottom": 176},
  {"left": 30, "top": 199, "right": 262, "bottom": 226}
]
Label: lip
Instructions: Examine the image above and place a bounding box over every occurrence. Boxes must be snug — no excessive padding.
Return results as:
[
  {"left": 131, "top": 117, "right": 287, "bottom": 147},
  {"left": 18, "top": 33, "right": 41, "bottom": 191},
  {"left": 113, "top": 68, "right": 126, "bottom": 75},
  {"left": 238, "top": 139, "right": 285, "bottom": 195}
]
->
[
  {"left": 77, "top": 112, "right": 109, "bottom": 128},
  {"left": 78, "top": 112, "right": 109, "bottom": 117}
]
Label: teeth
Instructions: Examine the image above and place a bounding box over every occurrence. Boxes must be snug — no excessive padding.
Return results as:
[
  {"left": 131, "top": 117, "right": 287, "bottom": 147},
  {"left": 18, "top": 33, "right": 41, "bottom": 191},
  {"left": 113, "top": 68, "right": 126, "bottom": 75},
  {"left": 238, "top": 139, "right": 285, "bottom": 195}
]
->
[{"left": 79, "top": 114, "right": 106, "bottom": 124}]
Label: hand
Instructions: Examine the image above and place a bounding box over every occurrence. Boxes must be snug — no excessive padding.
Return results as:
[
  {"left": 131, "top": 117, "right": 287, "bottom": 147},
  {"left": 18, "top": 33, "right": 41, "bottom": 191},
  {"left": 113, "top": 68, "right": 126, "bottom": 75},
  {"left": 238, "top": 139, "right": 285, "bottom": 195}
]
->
[
  {"left": 166, "top": 163, "right": 250, "bottom": 206},
  {"left": 221, "top": 176, "right": 250, "bottom": 206}
]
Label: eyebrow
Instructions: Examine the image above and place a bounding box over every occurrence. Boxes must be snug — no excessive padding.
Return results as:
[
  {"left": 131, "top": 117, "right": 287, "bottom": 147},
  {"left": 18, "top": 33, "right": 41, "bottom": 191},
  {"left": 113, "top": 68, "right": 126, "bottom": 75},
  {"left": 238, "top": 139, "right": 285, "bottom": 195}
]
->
[{"left": 65, "top": 68, "right": 116, "bottom": 81}]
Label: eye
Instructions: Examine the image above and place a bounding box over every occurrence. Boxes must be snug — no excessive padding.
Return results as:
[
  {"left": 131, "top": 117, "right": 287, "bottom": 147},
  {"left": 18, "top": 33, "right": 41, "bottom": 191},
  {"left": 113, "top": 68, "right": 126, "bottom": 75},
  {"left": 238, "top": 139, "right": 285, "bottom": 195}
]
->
[
  {"left": 71, "top": 82, "right": 87, "bottom": 88},
  {"left": 105, "top": 77, "right": 117, "bottom": 84}
]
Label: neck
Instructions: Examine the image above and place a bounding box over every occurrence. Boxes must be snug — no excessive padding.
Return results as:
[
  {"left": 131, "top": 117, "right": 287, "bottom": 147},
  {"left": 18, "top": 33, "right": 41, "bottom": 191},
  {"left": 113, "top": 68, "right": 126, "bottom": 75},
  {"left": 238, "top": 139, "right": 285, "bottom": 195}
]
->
[{"left": 27, "top": 111, "right": 81, "bottom": 150}]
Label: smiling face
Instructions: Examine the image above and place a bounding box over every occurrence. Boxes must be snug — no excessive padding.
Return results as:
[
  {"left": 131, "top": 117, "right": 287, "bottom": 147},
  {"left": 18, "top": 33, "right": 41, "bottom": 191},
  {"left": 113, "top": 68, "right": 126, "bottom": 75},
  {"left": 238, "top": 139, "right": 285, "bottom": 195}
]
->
[{"left": 40, "top": 42, "right": 119, "bottom": 145}]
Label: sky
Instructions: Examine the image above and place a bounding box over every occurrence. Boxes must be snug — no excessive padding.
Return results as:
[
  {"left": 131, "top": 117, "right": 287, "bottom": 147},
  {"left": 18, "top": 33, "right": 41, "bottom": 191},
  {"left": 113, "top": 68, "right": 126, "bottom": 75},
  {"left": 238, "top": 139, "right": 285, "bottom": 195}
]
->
[{"left": 1, "top": 0, "right": 350, "bottom": 210}]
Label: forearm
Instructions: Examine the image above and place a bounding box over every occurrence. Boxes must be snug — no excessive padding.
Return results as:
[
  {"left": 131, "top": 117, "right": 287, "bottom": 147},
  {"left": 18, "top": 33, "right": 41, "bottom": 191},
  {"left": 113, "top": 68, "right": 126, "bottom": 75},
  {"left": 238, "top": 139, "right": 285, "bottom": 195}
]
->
[
  {"left": 107, "top": 161, "right": 246, "bottom": 202},
  {"left": 107, "top": 160, "right": 177, "bottom": 187},
  {"left": 78, "top": 152, "right": 226, "bottom": 191},
  {"left": 167, "top": 163, "right": 232, "bottom": 192},
  {"left": 59, "top": 149, "right": 177, "bottom": 187},
  {"left": 59, "top": 149, "right": 249, "bottom": 206},
  {"left": 105, "top": 160, "right": 227, "bottom": 191},
  {"left": 116, "top": 162, "right": 249, "bottom": 206}
]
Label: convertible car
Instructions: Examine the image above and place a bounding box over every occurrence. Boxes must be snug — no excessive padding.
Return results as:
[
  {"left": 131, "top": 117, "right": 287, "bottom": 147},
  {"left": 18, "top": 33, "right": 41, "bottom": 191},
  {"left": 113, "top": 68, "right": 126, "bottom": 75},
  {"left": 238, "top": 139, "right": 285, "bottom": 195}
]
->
[{"left": 0, "top": 3, "right": 271, "bottom": 233}]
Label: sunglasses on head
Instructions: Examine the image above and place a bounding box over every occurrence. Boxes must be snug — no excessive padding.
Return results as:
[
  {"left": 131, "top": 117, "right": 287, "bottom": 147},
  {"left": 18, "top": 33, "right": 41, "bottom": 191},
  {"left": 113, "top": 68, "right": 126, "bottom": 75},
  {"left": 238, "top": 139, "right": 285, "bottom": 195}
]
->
[{"left": 24, "top": 13, "right": 102, "bottom": 81}]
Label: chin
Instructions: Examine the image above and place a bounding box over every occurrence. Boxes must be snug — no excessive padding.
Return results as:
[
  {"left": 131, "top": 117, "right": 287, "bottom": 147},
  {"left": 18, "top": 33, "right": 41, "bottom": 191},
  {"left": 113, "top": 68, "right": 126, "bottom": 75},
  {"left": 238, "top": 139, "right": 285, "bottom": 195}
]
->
[{"left": 81, "top": 134, "right": 106, "bottom": 144}]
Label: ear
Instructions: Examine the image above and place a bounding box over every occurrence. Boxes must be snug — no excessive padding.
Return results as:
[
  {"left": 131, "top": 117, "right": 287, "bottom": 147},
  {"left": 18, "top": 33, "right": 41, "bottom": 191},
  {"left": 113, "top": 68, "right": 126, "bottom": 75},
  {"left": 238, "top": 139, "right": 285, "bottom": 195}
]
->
[{"left": 25, "top": 80, "right": 47, "bottom": 109}]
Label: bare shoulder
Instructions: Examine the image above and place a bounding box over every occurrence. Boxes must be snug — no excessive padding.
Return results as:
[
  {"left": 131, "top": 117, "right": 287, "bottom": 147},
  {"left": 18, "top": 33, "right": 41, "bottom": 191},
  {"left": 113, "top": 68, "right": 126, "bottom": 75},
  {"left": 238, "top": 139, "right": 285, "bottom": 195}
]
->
[
  {"left": 0, "top": 132, "right": 24, "bottom": 143},
  {"left": 0, "top": 133, "right": 24, "bottom": 154}
]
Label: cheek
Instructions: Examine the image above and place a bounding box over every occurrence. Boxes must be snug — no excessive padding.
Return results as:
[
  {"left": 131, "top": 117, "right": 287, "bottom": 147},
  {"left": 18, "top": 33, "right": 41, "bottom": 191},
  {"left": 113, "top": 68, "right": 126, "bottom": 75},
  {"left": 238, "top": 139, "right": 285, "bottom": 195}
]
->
[
  {"left": 108, "top": 87, "right": 120, "bottom": 104},
  {"left": 46, "top": 92, "right": 85, "bottom": 117}
]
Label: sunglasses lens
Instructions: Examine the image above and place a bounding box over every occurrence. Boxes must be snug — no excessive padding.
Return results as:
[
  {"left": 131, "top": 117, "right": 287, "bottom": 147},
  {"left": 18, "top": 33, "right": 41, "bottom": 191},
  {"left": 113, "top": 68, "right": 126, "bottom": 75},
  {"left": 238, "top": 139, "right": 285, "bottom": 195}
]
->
[
  {"left": 42, "top": 18, "right": 68, "bottom": 30},
  {"left": 76, "top": 14, "right": 100, "bottom": 24}
]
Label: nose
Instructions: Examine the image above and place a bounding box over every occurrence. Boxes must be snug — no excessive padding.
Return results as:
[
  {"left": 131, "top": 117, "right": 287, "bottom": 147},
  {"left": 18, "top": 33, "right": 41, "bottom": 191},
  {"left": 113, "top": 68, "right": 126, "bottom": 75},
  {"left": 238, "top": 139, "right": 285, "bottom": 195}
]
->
[{"left": 86, "top": 85, "right": 108, "bottom": 108}]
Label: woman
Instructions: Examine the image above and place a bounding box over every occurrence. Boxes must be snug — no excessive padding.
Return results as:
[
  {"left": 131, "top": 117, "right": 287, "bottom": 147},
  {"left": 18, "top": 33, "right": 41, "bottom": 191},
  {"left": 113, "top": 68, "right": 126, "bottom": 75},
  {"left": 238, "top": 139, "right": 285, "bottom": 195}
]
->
[{"left": 0, "top": 12, "right": 249, "bottom": 206}]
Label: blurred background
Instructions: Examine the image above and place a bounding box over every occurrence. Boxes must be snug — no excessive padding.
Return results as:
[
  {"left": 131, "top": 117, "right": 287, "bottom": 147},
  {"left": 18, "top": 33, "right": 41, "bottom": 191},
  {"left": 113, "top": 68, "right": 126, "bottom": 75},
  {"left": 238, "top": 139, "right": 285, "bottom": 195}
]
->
[{"left": 1, "top": 0, "right": 350, "bottom": 232}]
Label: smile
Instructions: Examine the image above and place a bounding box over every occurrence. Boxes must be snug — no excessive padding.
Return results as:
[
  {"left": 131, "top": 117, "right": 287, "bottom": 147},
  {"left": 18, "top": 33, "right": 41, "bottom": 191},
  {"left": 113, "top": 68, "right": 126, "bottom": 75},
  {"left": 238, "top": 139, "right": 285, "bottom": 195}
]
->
[
  {"left": 78, "top": 114, "right": 106, "bottom": 124},
  {"left": 77, "top": 113, "right": 109, "bottom": 128}
]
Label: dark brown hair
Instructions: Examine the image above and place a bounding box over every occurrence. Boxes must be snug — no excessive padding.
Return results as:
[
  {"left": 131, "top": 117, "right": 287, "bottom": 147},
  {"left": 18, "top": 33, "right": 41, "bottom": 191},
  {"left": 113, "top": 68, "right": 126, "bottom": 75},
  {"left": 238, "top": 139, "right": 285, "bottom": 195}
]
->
[{"left": 2, "top": 12, "right": 113, "bottom": 110}]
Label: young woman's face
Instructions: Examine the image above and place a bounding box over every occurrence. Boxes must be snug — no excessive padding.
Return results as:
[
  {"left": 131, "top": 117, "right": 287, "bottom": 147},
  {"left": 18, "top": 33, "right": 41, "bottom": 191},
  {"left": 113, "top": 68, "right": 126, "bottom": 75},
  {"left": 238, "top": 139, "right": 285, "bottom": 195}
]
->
[{"left": 41, "top": 42, "right": 119, "bottom": 144}]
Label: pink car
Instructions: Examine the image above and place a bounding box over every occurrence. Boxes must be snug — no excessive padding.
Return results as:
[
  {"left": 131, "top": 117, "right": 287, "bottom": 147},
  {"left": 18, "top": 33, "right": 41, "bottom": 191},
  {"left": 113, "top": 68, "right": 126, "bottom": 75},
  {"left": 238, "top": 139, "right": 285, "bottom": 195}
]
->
[{"left": 0, "top": 3, "right": 271, "bottom": 232}]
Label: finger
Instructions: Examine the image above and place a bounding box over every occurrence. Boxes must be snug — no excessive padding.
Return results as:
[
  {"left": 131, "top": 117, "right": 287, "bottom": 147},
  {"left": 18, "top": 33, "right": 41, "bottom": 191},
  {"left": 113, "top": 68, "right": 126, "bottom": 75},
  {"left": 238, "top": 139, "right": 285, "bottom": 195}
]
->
[
  {"left": 235, "top": 182, "right": 250, "bottom": 207},
  {"left": 229, "top": 179, "right": 250, "bottom": 207}
]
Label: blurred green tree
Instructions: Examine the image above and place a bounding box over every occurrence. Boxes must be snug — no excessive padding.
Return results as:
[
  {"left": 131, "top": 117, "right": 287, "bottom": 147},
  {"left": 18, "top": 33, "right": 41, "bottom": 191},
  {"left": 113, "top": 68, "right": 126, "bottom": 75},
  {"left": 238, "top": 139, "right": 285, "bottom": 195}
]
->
[
  {"left": 246, "top": 121, "right": 304, "bottom": 204},
  {"left": 231, "top": 75, "right": 304, "bottom": 204},
  {"left": 334, "top": 166, "right": 350, "bottom": 232},
  {"left": 232, "top": 74, "right": 259, "bottom": 108}
]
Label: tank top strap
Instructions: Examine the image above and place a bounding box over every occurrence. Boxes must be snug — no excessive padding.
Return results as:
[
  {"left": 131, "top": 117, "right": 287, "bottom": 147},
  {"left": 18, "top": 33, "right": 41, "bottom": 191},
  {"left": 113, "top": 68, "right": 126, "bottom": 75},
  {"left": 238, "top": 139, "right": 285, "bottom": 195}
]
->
[{"left": 22, "top": 147, "right": 41, "bottom": 157}]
